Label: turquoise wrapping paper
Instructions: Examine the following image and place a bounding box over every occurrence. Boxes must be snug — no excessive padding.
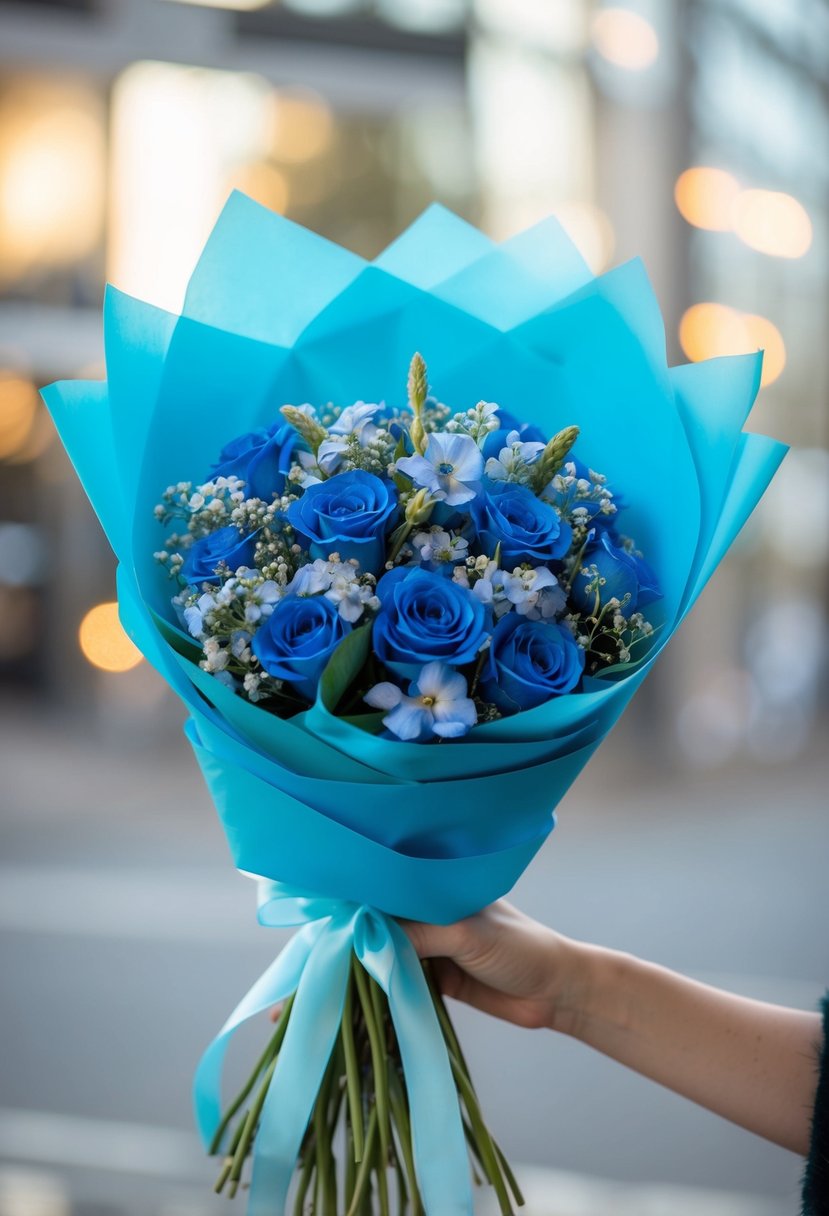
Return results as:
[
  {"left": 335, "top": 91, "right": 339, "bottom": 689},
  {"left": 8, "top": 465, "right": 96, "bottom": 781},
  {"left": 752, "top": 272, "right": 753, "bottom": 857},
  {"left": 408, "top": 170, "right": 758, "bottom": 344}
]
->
[{"left": 42, "top": 194, "right": 787, "bottom": 1213}]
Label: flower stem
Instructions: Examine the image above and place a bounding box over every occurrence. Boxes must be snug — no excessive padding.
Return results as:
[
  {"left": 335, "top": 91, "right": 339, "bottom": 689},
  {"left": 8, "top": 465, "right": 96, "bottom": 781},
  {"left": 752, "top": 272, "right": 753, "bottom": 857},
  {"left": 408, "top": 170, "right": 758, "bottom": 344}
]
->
[
  {"left": 341, "top": 969, "right": 365, "bottom": 1163},
  {"left": 209, "top": 993, "right": 294, "bottom": 1156}
]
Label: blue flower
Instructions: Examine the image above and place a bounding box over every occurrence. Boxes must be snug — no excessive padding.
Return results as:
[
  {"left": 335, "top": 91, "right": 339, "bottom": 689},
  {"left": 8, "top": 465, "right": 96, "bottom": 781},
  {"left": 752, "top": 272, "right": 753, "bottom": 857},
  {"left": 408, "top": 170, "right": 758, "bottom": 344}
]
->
[
  {"left": 210, "top": 420, "right": 297, "bottom": 501},
  {"left": 397, "top": 432, "right": 483, "bottom": 506},
  {"left": 471, "top": 483, "right": 572, "bottom": 567},
  {"left": 183, "top": 526, "right": 258, "bottom": 585},
  {"left": 571, "top": 531, "right": 661, "bottom": 614},
  {"left": 364, "top": 662, "right": 477, "bottom": 741},
  {"left": 251, "top": 594, "right": 351, "bottom": 702},
  {"left": 481, "top": 614, "right": 584, "bottom": 713},
  {"left": 285, "top": 469, "right": 398, "bottom": 575},
  {"left": 374, "top": 566, "right": 489, "bottom": 681}
]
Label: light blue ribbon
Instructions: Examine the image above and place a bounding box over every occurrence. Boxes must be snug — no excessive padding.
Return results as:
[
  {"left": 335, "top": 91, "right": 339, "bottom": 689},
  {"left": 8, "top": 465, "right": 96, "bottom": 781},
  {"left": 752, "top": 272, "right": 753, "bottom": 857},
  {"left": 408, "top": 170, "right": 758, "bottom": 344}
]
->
[{"left": 194, "top": 881, "right": 473, "bottom": 1216}]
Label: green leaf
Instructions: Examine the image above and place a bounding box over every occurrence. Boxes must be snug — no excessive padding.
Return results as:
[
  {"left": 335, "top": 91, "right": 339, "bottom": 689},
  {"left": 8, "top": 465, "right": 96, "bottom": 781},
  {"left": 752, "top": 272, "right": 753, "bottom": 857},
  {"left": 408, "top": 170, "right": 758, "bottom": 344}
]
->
[{"left": 318, "top": 623, "right": 373, "bottom": 712}]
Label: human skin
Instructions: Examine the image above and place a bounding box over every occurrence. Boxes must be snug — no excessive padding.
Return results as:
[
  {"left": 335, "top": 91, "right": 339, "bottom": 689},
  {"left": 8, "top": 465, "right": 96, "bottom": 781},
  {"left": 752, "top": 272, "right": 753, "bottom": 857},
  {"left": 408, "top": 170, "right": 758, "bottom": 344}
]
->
[{"left": 401, "top": 900, "right": 822, "bottom": 1156}]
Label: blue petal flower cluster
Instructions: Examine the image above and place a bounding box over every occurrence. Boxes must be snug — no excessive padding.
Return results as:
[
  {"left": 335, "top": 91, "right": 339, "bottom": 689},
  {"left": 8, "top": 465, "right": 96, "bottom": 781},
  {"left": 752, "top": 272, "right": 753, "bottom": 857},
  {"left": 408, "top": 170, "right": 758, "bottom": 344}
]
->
[{"left": 157, "top": 353, "right": 663, "bottom": 735}]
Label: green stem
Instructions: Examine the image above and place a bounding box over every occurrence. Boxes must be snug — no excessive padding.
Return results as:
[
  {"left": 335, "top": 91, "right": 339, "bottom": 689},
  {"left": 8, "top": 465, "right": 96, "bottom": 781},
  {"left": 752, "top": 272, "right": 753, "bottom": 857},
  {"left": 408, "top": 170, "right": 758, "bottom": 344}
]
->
[
  {"left": 214, "top": 1107, "right": 250, "bottom": 1193},
  {"left": 353, "top": 961, "right": 391, "bottom": 1167},
  {"left": 228, "top": 1054, "right": 278, "bottom": 1189},
  {"left": 368, "top": 977, "right": 391, "bottom": 1216},
  {"left": 341, "top": 969, "right": 365, "bottom": 1163},
  {"left": 449, "top": 1052, "right": 514, "bottom": 1216},
  {"left": 313, "top": 1057, "right": 337, "bottom": 1215},
  {"left": 388, "top": 1070, "right": 424, "bottom": 1216},
  {"left": 346, "top": 1106, "right": 378, "bottom": 1216},
  {"left": 209, "top": 993, "right": 294, "bottom": 1156},
  {"left": 494, "top": 1141, "right": 526, "bottom": 1208},
  {"left": 292, "top": 1147, "right": 315, "bottom": 1216},
  {"left": 344, "top": 1122, "right": 357, "bottom": 1208}
]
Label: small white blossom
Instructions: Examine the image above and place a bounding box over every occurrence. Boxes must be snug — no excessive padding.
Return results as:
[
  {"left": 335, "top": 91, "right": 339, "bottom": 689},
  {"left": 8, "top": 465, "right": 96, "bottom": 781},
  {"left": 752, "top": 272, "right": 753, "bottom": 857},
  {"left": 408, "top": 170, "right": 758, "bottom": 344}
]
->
[
  {"left": 412, "top": 526, "right": 469, "bottom": 566},
  {"left": 397, "top": 433, "right": 483, "bottom": 506},
  {"left": 484, "top": 431, "right": 545, "bottom": 483},
  {"left": 501, "top": 566, "right": 559, "bottom": 618},
  {"left": 317, "top": 402, "right": 383, "bottom": 475},
  {"left": 365, "top": 662, "right": 477, "bottom": 741}
]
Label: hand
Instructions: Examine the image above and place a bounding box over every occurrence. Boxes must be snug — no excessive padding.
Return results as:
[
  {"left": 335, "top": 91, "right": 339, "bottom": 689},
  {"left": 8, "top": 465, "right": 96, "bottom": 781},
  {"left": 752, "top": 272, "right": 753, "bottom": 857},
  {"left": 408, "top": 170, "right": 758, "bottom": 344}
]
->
[{"left": 400, "top": 900, "right": 593, "bottom": 1034}]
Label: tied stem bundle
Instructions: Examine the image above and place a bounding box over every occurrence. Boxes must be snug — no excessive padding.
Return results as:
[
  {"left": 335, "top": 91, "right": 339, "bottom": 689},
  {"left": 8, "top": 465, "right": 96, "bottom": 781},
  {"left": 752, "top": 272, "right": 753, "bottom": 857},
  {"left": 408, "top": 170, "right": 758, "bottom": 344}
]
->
[{"left": 210, "top": 957, "right": 524, "bottom": 1215}]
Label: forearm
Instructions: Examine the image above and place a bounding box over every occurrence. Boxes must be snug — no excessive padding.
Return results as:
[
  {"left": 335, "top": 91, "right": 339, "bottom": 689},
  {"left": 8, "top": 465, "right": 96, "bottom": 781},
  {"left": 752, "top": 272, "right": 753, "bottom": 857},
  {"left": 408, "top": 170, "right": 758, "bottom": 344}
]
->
[{"left": 562, "top": 945, "right": 822, "bottom": 1154}]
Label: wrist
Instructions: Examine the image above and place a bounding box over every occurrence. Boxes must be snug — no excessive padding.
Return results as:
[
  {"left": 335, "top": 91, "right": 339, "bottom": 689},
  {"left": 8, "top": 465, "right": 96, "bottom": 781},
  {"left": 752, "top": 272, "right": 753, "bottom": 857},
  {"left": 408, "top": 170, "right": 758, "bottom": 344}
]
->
[{"left": 547, "top": 938, "right": 633, "bottom": 1040}]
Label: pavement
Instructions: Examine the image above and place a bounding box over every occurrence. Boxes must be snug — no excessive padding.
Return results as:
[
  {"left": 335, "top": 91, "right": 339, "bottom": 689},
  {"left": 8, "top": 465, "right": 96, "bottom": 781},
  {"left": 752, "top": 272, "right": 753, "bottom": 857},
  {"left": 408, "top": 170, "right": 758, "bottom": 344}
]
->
[{"left": 1, "top": 689, "right": 826, "bottom": 1216}]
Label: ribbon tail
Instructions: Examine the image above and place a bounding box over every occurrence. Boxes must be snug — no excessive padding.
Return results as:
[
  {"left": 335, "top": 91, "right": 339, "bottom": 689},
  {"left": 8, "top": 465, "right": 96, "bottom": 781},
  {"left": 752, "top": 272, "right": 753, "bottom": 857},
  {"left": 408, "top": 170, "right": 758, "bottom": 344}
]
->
[
  {"left": 361, "top": 918, "right": 474, "bottom": 1216},
  {"left": 193, "top": 922, "right": 322, "bottom": 1148},
  {"left": 248, "top": 916, "right": 354, "bottom": 1216}
]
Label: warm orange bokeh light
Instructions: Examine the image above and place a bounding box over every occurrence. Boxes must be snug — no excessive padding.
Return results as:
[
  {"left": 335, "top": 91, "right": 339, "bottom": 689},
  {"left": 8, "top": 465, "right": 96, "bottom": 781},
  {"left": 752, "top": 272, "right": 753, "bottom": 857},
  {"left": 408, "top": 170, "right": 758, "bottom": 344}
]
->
[
  {"left": 731, "top": 189, "right": 812, "bottom": 259},
  {"left": 0, "top": 376, "right": 38, "bottom": 459},
  {"left": 230, "top": 161, "right": 290, "bottom": 214},
  {"left": 554, "top": 202, "right": 615, "bottom": 274},
  {"left": 674, "top": 167, "right": 740, "bottom": 232},
  {"left": 267, "top": 89, "right": 334, "bottom": 164},
  {"left": 591, "top": 8, "right": 659, "bottom": 71},
  {"left": 78, "top": 603, "right": 143, "bottom": 673},
  {"left": 679, "top": 303, "right": 785, "bottom": 387},
  {"left": 0, "top": 80, "right": 105, "bottom": 283}
]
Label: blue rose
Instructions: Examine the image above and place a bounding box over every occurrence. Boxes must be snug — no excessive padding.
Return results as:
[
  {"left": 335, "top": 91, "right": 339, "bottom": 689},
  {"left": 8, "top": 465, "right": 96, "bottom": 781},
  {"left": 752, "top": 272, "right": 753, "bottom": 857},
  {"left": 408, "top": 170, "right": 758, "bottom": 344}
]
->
[
  {"left": 286, "top": 469, "right": 398, "bottom": 575},
  {"left": 571, "top": 531, "right": 661, "bottom": 614},
  {"left": 481, "top": 614, "right": 584, "bottom": 713},
  {"left": 183, "top": 526, "right": 257, "bottom": 585},
  {"left": 471, "top": 483, "right": 572, "bottom": 567},
  {"left": 251, "top": 594, "right": 351, "bottom": 702},
  {"left": 210, "top": 420, "right": 297, "bottom": 501},
  {"left": 374, "top": 566, "right": 489, "bottom": 681}
]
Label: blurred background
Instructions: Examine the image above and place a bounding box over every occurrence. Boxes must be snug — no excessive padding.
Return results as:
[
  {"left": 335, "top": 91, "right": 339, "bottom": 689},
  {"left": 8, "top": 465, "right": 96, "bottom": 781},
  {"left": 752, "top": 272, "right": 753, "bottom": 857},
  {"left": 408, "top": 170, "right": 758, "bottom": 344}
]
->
[{"left": 0, "top": 0, "right": 827, "bottom": 1213}]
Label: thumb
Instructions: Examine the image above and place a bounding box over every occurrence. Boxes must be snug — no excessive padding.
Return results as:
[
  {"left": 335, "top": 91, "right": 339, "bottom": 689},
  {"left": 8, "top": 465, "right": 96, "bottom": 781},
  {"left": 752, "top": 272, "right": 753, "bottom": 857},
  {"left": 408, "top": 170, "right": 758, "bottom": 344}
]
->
[{"left": 398, "top": 918, "right": 471, "bottom": 961}]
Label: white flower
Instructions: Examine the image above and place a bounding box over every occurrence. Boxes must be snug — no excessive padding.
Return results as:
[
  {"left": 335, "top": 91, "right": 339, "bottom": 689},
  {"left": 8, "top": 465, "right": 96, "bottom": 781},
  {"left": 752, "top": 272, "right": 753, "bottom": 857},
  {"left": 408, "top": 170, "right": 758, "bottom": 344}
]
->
[
  {"left": 471, "top": 561, "right": 512, "bottom": 618},
  {"left": 183, "top": 591, "right": 218, "bottom": 639},
  {"left": 243, "top": 672, "right": 264, "bottom": 702},
  {"left": 412, "top": 526, "right": 469, "bottom": 566},
  {"left": 202, "top": 640, "right": 229, "bottom": 673},
  {"left": 484, "top": 431, "right": 545, "bottom": 483},
  {"left": 364, "top": 662, "right": 477, "bottom": 741},
  {"left": 317, "top": 402, "right": 382, "bottom": 475},
  {"left": 230, "top": 630, "right": 252, "bottom": 659},
  {"left": 396, "top": 432, "right": 483, "bottom": 506},
  {"left": 242, "top": 579, "right": 282, "bottom": 623},
  {"left": 288, "top": 559, "right": 334, "bottom": 597},
  {"left": 296, "top": 449, "right": 324, "bottom": 487},
  {"left": 323, "top": 562, "right": 368, "bottom": 621},
  {"left": 501, "top": 566, "right": 559, "bottom": 617}
]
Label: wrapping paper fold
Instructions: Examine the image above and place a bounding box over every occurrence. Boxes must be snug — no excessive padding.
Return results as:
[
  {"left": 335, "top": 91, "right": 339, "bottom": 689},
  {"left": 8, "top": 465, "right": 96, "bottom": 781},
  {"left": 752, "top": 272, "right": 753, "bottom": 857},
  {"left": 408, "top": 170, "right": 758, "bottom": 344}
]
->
[{"left": 42, "top": 194, "right": 786, "bottom": 1214}]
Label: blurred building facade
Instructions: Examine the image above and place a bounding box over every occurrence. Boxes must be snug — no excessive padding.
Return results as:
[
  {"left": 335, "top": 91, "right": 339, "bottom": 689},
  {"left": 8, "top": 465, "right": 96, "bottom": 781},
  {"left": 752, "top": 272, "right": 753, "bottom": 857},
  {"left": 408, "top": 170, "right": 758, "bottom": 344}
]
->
[{"left": 0, "top": 0, "right": 827, "bottom": 767}]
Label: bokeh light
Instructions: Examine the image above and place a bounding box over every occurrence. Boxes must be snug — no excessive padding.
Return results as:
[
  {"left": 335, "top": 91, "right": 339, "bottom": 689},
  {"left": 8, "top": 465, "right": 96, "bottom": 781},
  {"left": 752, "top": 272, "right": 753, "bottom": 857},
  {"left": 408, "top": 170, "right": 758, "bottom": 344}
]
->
[
  {"left": 267, "top": 89, "right": 334, "bottom": 164},
  {"left": 674, "top": 167, "right": 740, "bottom": 232},
  {"left": 731, "top": 188, "right": 812, "bottom": 259},
  {"left": 554, "top": 202, "right": 615, "bottom": 273},
  {"left": 0, "top": 375, "right": 39, "bottom": 459},
  {"left": 679, "top": 303, "right": 786, "bottom": 387},
  {"left": 0, "top": 80, "right": 105, "bottom": 283},
  {"left": 590, "top": 8, "right": 659, "bottom": 71},
  {"left": 78, "top": 603, "right": 143, "bottom": 673}
]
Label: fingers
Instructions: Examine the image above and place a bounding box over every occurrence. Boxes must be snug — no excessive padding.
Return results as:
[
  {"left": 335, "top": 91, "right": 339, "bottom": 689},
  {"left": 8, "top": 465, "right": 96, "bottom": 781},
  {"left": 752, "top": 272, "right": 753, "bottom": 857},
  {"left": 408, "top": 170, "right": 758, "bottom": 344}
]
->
[
  {"left": 430, "top": 958, "right": 530, "bottom": 1026},
  {"left": 398, "top": 915, "right": 482, "bottom": 962}
]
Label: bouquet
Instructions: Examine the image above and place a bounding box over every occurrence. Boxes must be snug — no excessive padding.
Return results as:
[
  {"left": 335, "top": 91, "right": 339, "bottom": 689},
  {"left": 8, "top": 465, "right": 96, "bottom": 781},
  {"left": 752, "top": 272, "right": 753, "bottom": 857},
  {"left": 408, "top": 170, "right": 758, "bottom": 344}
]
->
[{"left": 43, "top": 192, "right": 786, "bottom": 1216}]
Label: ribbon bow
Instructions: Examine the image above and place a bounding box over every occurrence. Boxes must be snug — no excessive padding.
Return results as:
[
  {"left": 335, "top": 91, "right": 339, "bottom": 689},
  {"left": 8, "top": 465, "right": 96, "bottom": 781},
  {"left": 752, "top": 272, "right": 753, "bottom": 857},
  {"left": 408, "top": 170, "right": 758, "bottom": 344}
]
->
[{"left": 194, "top": 880, "right": 474, "bottom": 1215}]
